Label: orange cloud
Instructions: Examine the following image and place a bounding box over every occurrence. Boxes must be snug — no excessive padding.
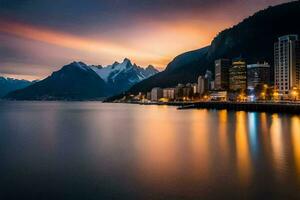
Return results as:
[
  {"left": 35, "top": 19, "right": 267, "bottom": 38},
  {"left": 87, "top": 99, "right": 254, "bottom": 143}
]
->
[{"left": 0, "top": 20, "right": 169, "bottom": 67}]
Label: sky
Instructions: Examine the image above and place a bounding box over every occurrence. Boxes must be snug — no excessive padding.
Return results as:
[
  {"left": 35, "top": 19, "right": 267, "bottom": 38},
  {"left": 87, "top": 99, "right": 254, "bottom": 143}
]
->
[{"left": 0, "top": 0, "right": 291, "bottom": 80}]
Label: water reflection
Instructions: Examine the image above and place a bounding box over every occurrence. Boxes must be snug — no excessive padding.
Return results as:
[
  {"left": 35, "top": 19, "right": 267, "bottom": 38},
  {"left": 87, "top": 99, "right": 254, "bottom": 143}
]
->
[
  {"left": 133, "top": 106, "right": 179, "bottom": 187},
  {"left": 1, "top": 102, "right": 300, "bottom": 199},
  {"left": 270, "top": 114, "right": 286, "bottom": 181},
  {"left": 235, "top": 112, "right": 252, "bottom": 186},
  {"left": 217, "top": 110, "right": 230, "bottom": 167},
  {"left": 190, "top": 110, "right": 210, "bottom": 180},
  {"left": 291, "top": 116, "right": 300, "bottom": 179},
  {"left": 248, "top": 112, "right": 259, "bottom": 157}
]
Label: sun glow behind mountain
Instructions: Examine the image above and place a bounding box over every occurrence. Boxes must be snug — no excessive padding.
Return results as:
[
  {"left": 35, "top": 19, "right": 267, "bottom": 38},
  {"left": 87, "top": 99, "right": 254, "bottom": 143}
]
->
[{"left": 0, "top": 0, "right": 290, "bottom": 80}]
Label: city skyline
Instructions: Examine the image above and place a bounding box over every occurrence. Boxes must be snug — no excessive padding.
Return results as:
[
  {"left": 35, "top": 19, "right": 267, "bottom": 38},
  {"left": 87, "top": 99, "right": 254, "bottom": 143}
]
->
[{"left": 0, "top": 0, "right": 290, "bottom": 80}]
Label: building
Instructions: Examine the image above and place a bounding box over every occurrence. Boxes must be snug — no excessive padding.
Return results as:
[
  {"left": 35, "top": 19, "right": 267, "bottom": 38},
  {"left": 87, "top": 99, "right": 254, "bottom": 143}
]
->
[
  {"left": 229, "top": 58, "right": 247, "bottom": 91},
  {"left": 210, "top": 91, "right": 227, "bottom": 101},
  {"left": 205, "top": 70, "right": 213, "bottom": 81},
  {"left": 197, "top": 75, "right": 209, "bottom": 95},
  {"left": 215, "top": 59, "right": 231, "bottom": 90},
  {"left": 146, "top": 92, "right": 151, "bottom": 100},
  {"left": 175, "top": 84, "right": 184, "bottom": 100},
  {"left": 151, "top": 87, "right": 163, "bottom": 101},
  {"left": 197, "top": 71, "right": 212, "bottom": 95},
  {"left": 274, "top": 35, "right": 300, "bottom": 95},
  {"left": 183, "top": 84, "right": 193, "bottom": 99},
  {"left": 192, "top": 83, "right": 198, "bottom": 94},
  {"left": 210, "top": 81, "right": 215, "bottom": 90},
  {"left": 163, "top": 88, "right": 175, "bottom": 100},
  {"left": 247, "top": 62, "right": 270, "bottom": 89}
]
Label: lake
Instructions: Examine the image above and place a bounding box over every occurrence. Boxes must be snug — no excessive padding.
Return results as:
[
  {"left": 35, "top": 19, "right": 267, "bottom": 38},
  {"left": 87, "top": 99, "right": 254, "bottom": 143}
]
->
[{"left": 0, "top": 101, "right": 300, "bottom": 199}]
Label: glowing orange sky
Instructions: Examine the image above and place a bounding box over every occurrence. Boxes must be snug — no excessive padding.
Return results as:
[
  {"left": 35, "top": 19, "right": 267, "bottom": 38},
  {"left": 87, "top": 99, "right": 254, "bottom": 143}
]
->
[
  {"left": 0, "top": 18, "right": 232, "bottom": 80},
  {"left": 0, "top": 0, "right": 290, "bottom": 80}
]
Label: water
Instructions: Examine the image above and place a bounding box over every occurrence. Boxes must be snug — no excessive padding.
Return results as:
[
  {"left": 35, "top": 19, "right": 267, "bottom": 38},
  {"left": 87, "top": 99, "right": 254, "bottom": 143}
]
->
[{"left": 0, "top": 101, "right": 300, "bottom": 200}]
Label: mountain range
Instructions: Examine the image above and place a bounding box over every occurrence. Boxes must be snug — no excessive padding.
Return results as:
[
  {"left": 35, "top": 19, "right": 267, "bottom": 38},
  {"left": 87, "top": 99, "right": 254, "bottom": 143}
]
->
[
  {"left": 4, "top": 59, "right": 158, "bottom": 100},
  {"left": 0, "top": 77, "right": 35, "bottom": 97},
  {"left": 124, "top": 0, "right": 300, "bottom": 95},
  {"left": 3, "top": 1, "right": 300, "bottom": 101}
]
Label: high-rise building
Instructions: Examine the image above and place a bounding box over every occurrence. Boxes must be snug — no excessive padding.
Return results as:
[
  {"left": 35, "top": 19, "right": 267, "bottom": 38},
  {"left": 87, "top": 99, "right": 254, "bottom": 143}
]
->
[
  {"left": 229, "top": 58, "right": 247, "bottom": 91},
  {"left": 274, "top": 35, "right": 300, "bottom": 94},
  {"left": 163, "top": 88, "right": 175, "bottom": 100},
  {"left": 210, "top": 81, "right": 215, "bottom": 90},
  {"left": 215, "top": 59, "right": 231, "bottom": 90},
  {"left": 192, "top": 83, "right": 198, "bottom": 94},
  {"left": 197, "top": 75, "right": 209, "bottom": 95},
  {"left": 205, "top": 70, "right": 213, "bottom": 81},
  {"left": 151, "top": 87, "right": 163, "bottom": 101},
  {"left": 183, "top": 83, "right": 193, "bottom": 99},
  {"left": 175, "top": 84, "right": 184, "bottom": 100},
  {"left": 146, "top": 92, "right": 151, "bottom": 100},
  {"left": 247, "top": 62, "right": 270, "bottom": 89}
]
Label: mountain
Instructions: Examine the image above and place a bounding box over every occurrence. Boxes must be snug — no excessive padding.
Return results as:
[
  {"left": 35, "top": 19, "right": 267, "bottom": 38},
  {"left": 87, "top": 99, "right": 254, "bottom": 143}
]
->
[
  {"left": 0, "top": 77, "right": 34, "bottom": 97},
  {"left": 4, "top": 59, "right": 158, "bottom": 100},
  {"left": 127, "top": 1, "right": 300, "bottom": 94},
  {"left": 5, "top": 62, "right": 109, "bottom": 100},
  {"left": 90, "top": 58, "right": 158, "bottom": 94}
]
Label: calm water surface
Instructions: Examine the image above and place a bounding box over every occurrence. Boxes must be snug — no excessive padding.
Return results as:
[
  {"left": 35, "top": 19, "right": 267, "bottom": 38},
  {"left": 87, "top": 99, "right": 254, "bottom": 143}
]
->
[{"left": 0, "top": 101, "right": 300, "bottom": 200}]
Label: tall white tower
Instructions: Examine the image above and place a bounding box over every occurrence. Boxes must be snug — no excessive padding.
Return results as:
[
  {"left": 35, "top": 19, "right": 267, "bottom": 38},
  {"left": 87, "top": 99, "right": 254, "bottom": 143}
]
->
[{"left": 274, "top": 35, "right": 300, "bottom": 95}]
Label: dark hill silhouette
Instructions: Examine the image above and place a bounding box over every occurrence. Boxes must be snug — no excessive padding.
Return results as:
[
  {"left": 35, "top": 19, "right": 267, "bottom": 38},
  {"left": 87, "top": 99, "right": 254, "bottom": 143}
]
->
[{"left": 127, "top": 1, "right": 300, "bottom": 94}]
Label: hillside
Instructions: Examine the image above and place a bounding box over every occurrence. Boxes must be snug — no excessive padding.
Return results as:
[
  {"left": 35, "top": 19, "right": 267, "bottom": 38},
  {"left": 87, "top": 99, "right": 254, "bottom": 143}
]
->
[{"left": 127, "top": 0, "right": 300, "bottom": 94}]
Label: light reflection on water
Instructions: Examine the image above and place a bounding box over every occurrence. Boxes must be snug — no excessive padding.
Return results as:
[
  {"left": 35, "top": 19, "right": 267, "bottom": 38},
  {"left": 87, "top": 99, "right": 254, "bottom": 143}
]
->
[
  {"left": 0, "top": 101, "right": 300, "bottom": 199},
  {"left": 292, "top": 116, "right": 300, "bottom": 180}
]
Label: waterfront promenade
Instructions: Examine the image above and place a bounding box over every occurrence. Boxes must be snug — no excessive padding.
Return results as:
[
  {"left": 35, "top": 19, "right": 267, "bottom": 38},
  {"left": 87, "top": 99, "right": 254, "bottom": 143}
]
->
[{"left": 178, "top": 101, "right": 300, "bottom": 114}]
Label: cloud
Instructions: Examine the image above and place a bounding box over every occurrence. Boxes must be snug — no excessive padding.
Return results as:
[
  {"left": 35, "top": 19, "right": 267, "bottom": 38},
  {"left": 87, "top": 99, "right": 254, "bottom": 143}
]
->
[{"left": 0, "top": 0, "right": 292, "bottom": 79}]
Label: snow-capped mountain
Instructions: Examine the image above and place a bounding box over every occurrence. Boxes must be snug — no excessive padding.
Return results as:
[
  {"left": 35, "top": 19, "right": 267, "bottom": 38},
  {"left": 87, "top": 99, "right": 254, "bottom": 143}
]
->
[
  {"left": 4, "top": 59, "right": 158, "bottom": 100},
  {"left": 90, "top": 58, "right": 158, "bottom": 94},
  {"left": 91, "top": 58, "right": 158, "bottom": 83}
]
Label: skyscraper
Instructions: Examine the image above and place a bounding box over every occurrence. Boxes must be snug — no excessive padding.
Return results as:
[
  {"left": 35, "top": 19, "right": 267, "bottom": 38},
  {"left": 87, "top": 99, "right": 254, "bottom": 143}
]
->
[
  {"left": 197, "top": 75, "right": 208, "bottom": 95},
  {"left": 274, "top": 35, "right": 300, "bottom": 94},
  {"left": 229, "top": 58, "right": 247, "bottom": 91},
  {"left": 151, "top": 87, "right": 163, "bottom": 101},
  {"left": 215, "top": 59, "right": 231, "bottom": 90},
  {"left": 205, "top": 70, "right": 213, "bottom": 90},
  {"left": 247, "top": 62, "right": 270, "bottom": 89}
]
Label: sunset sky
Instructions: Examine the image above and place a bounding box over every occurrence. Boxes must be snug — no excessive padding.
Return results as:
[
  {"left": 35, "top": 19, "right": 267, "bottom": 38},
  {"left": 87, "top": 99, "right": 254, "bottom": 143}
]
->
[{"left": 0, "top": 0, "right": 291, "bottom": 80}]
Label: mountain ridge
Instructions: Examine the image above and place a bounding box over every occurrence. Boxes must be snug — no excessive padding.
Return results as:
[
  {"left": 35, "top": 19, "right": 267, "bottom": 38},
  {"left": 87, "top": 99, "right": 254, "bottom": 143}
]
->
[
  {"left": 126, "top": 0, "right": 300, "bottom": 95},
  {"left": 4, "top": 59, "right": 158, "bottom": 100}
]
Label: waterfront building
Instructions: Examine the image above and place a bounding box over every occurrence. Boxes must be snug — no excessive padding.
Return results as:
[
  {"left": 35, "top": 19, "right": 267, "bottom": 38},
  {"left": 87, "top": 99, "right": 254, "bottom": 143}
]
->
[
  {"left": 247, "top": 62, "right": 270, "bottom": 89},
  {"left": 210, "top": 91, "right": 227, "bottom": 101},
  {"left": 215, "top": 59, "right": 231, "bottom": 90},
  {"left": 192, "top": 83, "right": 198, "bottom": 94},
  {"left": 274, "top": 35, "right": 300, "bottom": 95},
  {"left": 229, "top": 58, "right": 247, "bottom": 91},
  {"left": 163, "top": 88, "right": 175, "bottom": 100},
  {"left": 175, "top": 84, "right": 184, "bottom": 100},
  {"left": 210, "top": 81, "right": 215, "bottom": 90},
  {"left": 146, "top": 92, "right": 151, "bottom": 100},
  {"left": 151, "top": 87, "right": 163, "bottom": 101},
  {"left": 183, "top": 84, "right": 193, "bottom": 100},
  {"left": 197, "top": 75, "right": 209, "bottom": 95}
]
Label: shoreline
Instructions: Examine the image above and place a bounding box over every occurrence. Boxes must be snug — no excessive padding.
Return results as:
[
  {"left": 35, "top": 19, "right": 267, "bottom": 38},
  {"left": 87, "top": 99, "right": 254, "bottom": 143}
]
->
[
  {"left": 115, "top": 101, "right": 300, "bottom": 114},
  {"left": 177, "top": 101, "right": 300, "bottom": 114}
]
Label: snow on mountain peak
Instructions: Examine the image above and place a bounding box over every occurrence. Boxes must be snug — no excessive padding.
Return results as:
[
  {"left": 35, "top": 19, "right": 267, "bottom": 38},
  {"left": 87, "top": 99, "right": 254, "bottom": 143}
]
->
[
  {"left": 90, "top": 59, "right": 158, "bottom": 83},
  {"left": 67, "top": 61, "right": 90, "bottom": 71}
]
